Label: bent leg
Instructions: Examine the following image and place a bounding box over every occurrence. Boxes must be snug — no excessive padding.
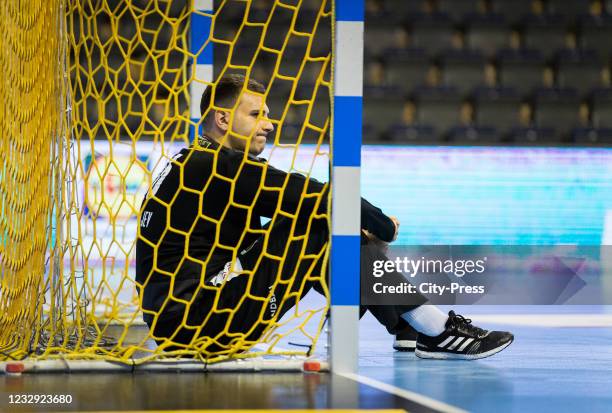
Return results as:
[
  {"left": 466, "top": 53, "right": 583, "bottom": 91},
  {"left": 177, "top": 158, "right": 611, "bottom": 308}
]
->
[
  {"left": 235, "top": 215, "right": 328, "bottom": 324},
  {"left": 149, "top": 219, "right": 428, "bottom": 354},
  {"left": 185, "top": 216, "right": 329, "bottom": 354},
  {"left": 359, "top": 233, "right": 428, "bottom": 335}
]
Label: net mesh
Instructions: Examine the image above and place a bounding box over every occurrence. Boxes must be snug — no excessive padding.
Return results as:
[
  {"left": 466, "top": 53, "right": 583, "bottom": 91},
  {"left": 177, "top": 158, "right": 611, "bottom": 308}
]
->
[{"left": 0, "top": 0, "right": 332, "bottom": 364}]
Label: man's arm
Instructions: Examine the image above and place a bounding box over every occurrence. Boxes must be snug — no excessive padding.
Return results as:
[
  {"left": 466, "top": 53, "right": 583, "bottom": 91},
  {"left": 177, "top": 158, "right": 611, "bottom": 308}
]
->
[
  {"left": 360, "top": 197, "right": 397, "bottom": 242},
  {"left": 231, "top": 155, "right": 397, "bottom": 240},
  {"left": 232, "top": 157, "right": 327, "bottom": 219}
]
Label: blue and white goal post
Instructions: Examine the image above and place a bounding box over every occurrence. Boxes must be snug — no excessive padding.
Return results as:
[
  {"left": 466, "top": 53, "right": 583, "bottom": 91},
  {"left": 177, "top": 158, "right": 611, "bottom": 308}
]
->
[
  {"left": 189, "top": 0, "right": 214, "bottom": 141},
  {"left": 330, "top": 0, "right": 364, "bottom": 374}
]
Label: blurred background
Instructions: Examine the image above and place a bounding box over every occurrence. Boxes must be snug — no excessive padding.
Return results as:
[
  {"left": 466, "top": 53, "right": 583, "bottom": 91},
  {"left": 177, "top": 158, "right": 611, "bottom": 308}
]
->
[{"left": 361, "top": 0, "right": 612, "bottom": 146}]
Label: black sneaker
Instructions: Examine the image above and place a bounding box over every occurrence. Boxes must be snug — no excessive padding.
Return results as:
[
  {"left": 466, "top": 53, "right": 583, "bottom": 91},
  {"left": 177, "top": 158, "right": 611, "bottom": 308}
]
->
[
  {"left": 393, "top": 325, "right": 418, "bottom": 352},
  {"left": 415, "top": 311, "right": 513, "bottom": 360}
]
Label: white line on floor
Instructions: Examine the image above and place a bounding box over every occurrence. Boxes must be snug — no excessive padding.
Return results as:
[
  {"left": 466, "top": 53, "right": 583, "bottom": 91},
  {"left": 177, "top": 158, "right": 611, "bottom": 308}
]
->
[{"left": 339, "top": 372, "right": 468, "bottom": 413}]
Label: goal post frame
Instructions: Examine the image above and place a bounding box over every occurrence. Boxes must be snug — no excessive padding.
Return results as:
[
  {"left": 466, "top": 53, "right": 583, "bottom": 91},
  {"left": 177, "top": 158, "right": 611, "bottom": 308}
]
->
[
  {"left": 189, "top": 0, "right": 214, "bottom": 140},
  {"left": 330, "top": 0, "right": 364, "bottom": 374}
]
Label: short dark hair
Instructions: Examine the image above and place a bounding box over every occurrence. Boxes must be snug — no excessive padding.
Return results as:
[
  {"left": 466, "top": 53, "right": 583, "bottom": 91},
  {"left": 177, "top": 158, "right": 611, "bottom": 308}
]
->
[{"left": 199, "top": 74, "right": 266, "bottom": 129}]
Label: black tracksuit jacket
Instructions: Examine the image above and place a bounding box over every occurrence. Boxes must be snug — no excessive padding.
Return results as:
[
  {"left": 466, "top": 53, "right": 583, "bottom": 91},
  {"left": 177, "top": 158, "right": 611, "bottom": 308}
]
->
[{"left": 135, "top": 137, "right": 395, "bottom": 323}]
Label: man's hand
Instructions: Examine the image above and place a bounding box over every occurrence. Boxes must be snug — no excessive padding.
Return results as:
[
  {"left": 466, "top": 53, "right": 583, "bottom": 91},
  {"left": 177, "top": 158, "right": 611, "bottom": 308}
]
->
[
  {"left": 363, "top": 216, "right": 399, "bottom": 253},
  {"left": 363, "top": 229, "right": 389, "bottom": 254},
  {"left": 389, "top": 216, "right": 400, "bottom": 242}
]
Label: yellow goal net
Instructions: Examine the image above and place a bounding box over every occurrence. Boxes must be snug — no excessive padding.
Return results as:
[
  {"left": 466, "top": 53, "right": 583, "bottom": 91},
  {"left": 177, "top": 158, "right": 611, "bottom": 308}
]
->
[{"left": 0, "top": 0, "right": 332, "bottom": 367}]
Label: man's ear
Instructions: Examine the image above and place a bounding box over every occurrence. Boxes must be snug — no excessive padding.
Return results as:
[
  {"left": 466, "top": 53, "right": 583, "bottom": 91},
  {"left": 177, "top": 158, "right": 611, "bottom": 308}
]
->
[{"left": 214, "top": 110, "right": 230, "bottom": 132}]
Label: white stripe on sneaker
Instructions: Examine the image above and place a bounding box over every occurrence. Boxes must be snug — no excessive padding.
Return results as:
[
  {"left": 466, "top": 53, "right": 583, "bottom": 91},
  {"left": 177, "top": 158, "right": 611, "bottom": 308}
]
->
[
  {"left": 447, "top": 337, "right": 464, "bottom": 350},
  {"left": 457, "top": 337, "right": 475, "bottom": 352},
  {"left": 438, "top": 335, "right": 455, "bottom": 348},
  {"left": 415, "top": 339, "right": 512, "bottom": 360}
]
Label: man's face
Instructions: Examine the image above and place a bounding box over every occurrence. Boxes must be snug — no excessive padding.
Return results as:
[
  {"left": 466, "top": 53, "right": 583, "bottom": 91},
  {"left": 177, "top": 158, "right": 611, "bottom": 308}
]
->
[{"left": 227, "top": 91, "right": 274, "bottom": 156}]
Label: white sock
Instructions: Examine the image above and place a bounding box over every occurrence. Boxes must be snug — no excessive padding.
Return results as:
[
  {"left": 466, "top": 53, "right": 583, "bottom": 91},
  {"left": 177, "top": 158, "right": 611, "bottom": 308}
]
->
[{"left": 401, "top": 305, "right": 448, "bottom": 337}]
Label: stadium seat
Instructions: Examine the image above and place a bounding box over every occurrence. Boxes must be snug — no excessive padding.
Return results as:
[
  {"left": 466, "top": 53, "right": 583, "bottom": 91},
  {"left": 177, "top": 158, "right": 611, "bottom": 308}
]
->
[
  {"left": 384, "top": 48, "right": 430, "bottom": 93},
  {"left": 386, "top": 124, "right": 439, "bottom": 144},
  {"left": 409, "top": 12, "right": 455, "bottom": 57},
  {"left": 522, "top": 14, "right": 569, "bottom": 59},
  {"left": 572, "top": 127, "right": 612, "bottom": 144},
  {"left": 248, "top": 1, "right": 276, "bottom": 22},
  {"left": 591, "top": 88, "right": 612, "bottom": 128},
  {"left": 533, "top": 87, "right": 581, "bottom": 138},
  {"left": 308, "top": 87, "right": 330, "bottom": 130},
  {"left": 311, "top": 21, "right": 331, "bottom": 58},
  {"left": 150, "top": 22, "right": 173, "bottom": 51},
  {"left": 509, "top": 126, "right": 559, "bottom": 144},
  {"left": 440, "top": 49, "right": 487, "bottom": 96},
  {"left": 579, "top": 15, "right": 612, "bottom": 59},
  {"left": 276, "top": 122, "right": 303, "bottom": 144},
  {"left": 301, "top": 0, "right": 327, "bottom": 12},
  {"left": 106, "top": 53, "right": 126, "bottom": 84},
  {"left": 167, "top": 0, "right": 189, "bottom": 18},
  {"left": 294, "top": 82, "right": 319, "bottom": 102},
  {"left": 555, "top": 49, "right": 604, "bottom": 98},
  {"left": 547, "top": 0, "right": 592, "bottom": 17},
  {"left": 497, "top": 48, "right": 546, "bottom": 97},
  {"left": 226, "top": 35, "right": 263, "bottom": 66},
  {"left": 248, "top": 50, "right": 281, "bottom": 86},
  {"left": 412, "top": 86, "right": 463, "bottom": 138},
  {"left": 465, "top": 13, "right": 510, "bottom": 57},
  {"left": 364, "top": 86, "right": 406, "bottom": 139},
  {"left": 276, "top": 45, "right": 308, "bottom": 78},
  {"left": 365, "top": 13, "right": 401, "bottom": 56},
  {"left": 365, "top": 59, "right": 389, "bottom": 88},
  {"left": 436, "top": 0, "right": 482, "bottom": 21},
  {"left": 446, "top": 125, "right": 500, "bottom": 144},
  {"left": 294, "top": 8, "right": 320, "bottom": 34},
  {"left": 277, "top": 103, "right": 308, "bottom": 144},
  {"left": 214, "top": 3, "right": 248, "bottom": 37},
  {"left": 490, "top": 0, "right": 533, "bottom": 24},
  {"left": 473, "top": 86, "right": 522, "bottom": 136},
  {"left": 293, "top": 60, "right": 328, "bottom": 98},
  {"left": 267, "top": 96, "right": 289, "bottom": 121},
  {"left": 383, "top": 0, "right": 425, "bottom": 15},
  {"left": 362, "top": 123, "right": 378, "bottom": 143}
]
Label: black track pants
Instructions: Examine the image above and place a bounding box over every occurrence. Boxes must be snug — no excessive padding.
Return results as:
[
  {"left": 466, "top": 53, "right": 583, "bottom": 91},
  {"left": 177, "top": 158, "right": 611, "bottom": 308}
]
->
[{"left": 147, "top": 217, "right": 426, "bottom": 354}]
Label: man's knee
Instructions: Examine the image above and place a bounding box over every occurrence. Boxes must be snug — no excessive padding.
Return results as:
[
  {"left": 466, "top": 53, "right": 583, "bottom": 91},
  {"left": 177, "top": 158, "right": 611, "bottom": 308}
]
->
[{"left": 361, "top": 234, "right": 389, "bottom": 259}]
